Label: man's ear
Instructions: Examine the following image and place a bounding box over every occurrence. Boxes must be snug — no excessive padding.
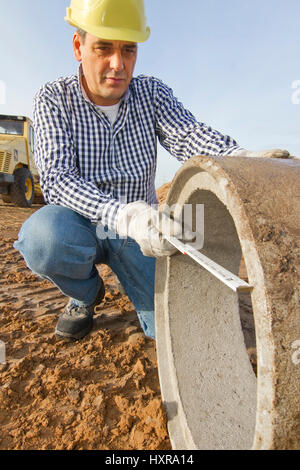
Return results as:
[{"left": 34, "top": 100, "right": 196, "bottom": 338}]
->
[{"left": 73, "top": 32, "right": 83, "bottom": 62}]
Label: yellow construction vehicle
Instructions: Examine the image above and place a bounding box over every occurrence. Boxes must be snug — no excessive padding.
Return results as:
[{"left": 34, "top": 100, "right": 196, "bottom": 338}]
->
[{"left": 0, "top": 114, "right": 43, "bottom": 207}]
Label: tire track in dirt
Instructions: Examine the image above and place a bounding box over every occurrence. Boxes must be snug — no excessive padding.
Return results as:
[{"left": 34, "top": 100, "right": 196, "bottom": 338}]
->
[{"left": 0, "top": 237, "right": 65, "bottom": 320}]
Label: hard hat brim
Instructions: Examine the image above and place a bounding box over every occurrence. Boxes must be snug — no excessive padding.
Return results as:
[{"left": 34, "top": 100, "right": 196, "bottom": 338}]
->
[{"left": 65, "top": 16, "right": 150, "bottom": 43}]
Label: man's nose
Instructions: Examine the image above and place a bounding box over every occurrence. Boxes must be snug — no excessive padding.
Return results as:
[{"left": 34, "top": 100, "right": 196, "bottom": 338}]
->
[{"left": 110, "top": 50, "right": 124, "bottom": 72}]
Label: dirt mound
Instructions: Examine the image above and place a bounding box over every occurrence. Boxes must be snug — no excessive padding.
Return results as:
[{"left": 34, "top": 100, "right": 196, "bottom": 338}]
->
[
  {"left": 156, "top": 182, "right": 171, "bottom": 206},
  {"left": 0, "top": 193, "right": 171, "bottom": 450}
]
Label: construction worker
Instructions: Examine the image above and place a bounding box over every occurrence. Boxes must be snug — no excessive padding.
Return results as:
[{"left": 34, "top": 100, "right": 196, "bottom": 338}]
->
[{"left": 14, "top": 0, "right": 290, "bottom": 341}]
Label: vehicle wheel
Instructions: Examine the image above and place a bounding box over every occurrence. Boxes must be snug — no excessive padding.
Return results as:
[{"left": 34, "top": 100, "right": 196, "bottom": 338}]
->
[
  {"left": 1, "top": 195, "right": 11, "bottom": 203},
  {"left": 34, "top": 194, "right": 45, "bottom": 205},
  {"left": 10, "top": 167, "right": 35, "bottom": 207}
]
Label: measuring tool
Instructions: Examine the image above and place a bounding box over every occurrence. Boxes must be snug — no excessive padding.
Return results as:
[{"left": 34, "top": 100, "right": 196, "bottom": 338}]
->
[{"left": 165, "top": 235, "right": 253, "bottom": 293}]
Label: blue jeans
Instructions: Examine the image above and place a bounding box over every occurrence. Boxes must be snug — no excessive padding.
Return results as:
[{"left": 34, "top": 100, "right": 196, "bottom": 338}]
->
[{"left": 13, "top": 205, "right": 156, "bottom": 339}]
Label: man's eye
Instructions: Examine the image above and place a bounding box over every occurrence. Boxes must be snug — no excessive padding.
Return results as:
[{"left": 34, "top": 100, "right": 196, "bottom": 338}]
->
[{"left": 96, "top": 47, "right": 111, "bottom": 52}]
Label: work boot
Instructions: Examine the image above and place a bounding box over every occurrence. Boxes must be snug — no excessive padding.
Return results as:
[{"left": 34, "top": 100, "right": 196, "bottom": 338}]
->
[{"left": 55, "top": 280, "right": 105, "bottom": 340}]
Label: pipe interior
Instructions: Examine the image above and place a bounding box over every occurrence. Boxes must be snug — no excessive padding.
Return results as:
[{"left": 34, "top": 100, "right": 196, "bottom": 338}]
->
[{"left": 167, "top": 189, "right": 257, "bottom": 449}]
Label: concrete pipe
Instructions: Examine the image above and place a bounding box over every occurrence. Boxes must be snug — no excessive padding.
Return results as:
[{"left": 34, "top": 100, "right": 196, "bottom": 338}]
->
[{"left": 155, "top": 155, "right": 300, "bottom": 450}]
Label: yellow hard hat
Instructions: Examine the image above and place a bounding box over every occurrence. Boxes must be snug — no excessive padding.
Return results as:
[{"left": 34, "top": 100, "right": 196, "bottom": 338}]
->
[{"left": 65, "top": 0, "right": 150, "bottom": 43}]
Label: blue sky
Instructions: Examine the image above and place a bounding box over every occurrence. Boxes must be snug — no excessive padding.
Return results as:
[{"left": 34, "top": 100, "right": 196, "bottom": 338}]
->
[{"left": 0, "top": 0, "right": 300, "bottom": 186}]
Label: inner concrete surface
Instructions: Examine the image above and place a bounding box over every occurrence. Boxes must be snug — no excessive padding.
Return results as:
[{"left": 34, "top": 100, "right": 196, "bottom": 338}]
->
[{"left": 155, "top": 155, "right": 300, "bottom": 450}]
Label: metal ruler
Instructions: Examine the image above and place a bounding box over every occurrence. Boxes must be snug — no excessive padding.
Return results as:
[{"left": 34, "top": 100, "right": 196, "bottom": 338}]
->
[{"left": 165, "top": 235, "right": 253, "bottom": 293}]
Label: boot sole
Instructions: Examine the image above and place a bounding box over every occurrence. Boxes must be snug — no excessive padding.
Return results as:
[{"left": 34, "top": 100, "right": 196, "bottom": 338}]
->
[{"left": 55, "top": 321, "right": 93, "bottom": 341}]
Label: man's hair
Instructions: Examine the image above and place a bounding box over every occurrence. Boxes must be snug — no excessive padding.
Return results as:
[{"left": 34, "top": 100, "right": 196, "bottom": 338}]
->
[{"left": 77, "top": 28, "right": 87, "bottom": 43}]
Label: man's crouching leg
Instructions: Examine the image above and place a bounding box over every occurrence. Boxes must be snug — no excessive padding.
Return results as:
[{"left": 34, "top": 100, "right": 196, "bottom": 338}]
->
[
  {"left": 105, "top": 236, "right": 156, "bottom": 340},
  {"left": 14, "top": 205, "right": 105, "bottom": 340}
]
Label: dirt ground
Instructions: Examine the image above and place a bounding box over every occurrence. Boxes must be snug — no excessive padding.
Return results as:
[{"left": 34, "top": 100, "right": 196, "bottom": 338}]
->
[
  {"left": 0, "top": 182, "right": 256, "bottom": 450},
  {"left": 0, "top": 185, "right": 174, "bottom": 451}
]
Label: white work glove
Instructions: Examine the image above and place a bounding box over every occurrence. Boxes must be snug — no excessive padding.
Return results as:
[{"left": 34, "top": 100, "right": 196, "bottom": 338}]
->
[
  {"left": 117, "top": 201, "right": 194, "bottom": 258},
  {"left": 231, "top": 148, "right": 291, "bottom": 159}
]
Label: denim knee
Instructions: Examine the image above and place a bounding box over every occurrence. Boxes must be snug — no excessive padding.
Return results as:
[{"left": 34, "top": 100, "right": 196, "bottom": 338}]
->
[
  {"left": 14, "top": 205, "right": 98, "bottom": 279},
  {"left": 14, "top": 206, "right": 64, "bottom": 277}
]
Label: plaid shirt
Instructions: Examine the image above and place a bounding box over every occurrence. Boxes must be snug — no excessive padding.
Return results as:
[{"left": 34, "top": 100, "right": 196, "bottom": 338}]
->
[{"left": 33, "top": 68, "right": 242, "bottom": 231}]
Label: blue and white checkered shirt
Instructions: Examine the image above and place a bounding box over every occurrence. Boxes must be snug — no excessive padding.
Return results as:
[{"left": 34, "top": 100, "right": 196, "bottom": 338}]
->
[{"left": 33, "top": 67, "right": 242, "bottom": 231}]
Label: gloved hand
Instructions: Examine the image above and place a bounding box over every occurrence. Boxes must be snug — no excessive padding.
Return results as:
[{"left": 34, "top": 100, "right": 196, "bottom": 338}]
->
[
  {"left": 232, "top": 148, "right": 291, "bottom": 159},
  {"left": 117, "top": 201, "right": 194, "bottom": 257}
]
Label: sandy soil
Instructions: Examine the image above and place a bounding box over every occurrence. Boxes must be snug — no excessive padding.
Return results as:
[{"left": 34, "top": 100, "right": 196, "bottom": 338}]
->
[
  {"left": 0, "top": 187, "right": 172, "bottom": 450},
  {"left": 0, "top": 182, "right": 256, "bottom": 450}
]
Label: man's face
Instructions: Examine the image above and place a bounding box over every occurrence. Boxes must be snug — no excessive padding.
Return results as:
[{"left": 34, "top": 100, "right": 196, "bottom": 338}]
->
[{"left": 73, "top": 32, "right": 138, "bottom": 106}]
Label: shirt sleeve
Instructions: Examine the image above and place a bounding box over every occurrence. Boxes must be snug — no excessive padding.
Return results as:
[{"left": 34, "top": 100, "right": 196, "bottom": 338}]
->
[
  {"left": 33, "top": 85, "right": 125, "bottom": 231},
  {"left": 153, "top": 79, "right": 243, "bottom": 160}
]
